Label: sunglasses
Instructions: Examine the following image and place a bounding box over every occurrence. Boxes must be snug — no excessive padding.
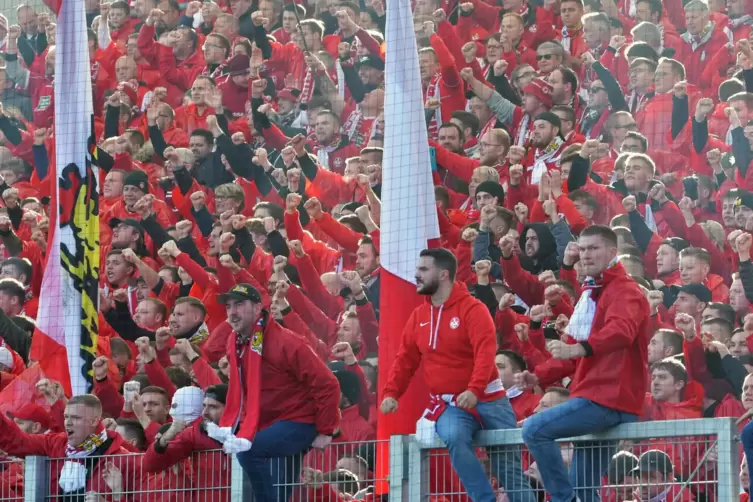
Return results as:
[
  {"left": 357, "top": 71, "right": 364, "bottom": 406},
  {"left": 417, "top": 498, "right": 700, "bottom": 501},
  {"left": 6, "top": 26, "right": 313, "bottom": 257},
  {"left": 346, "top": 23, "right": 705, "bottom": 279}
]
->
[{"left": 536, "top": 54, "right": 555, "bottom": 61}]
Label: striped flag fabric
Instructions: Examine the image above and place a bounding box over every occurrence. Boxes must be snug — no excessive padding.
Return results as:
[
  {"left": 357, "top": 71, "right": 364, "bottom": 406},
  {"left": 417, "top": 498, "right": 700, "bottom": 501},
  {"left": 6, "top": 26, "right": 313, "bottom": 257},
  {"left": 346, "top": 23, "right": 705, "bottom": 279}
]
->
[
  {"left": 375, "top": 0, "right": 441, "bottom": 489},
  {"left": 30, "top": 0, "right": 100, "bottom": 397}
]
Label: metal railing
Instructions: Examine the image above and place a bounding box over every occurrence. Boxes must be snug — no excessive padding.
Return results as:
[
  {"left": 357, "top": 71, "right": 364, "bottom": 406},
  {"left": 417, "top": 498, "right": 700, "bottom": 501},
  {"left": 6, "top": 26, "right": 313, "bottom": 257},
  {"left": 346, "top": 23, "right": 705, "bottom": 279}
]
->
[
  {"left": 13, "top": 419, "right": 742, "bottom": 501},
  {"left": 399, "top": 418, "right": 741, "bottom": 502}
]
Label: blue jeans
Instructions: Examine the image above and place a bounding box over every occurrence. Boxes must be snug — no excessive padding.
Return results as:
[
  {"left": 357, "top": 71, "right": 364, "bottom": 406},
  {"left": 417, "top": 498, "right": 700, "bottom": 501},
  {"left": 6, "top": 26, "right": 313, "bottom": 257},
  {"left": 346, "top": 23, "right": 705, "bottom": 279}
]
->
[
  {"left": 435, "top": 397, "right": 536, "bottom": 502},
  {"left": 236, "top": 420, "right": 318, "bottom": 502},
  {"left": 741, "top": 420, "right": 753, "bottom": 493},
  {"left": 521, "top": 397, "right": 638, "bottom": 502}
]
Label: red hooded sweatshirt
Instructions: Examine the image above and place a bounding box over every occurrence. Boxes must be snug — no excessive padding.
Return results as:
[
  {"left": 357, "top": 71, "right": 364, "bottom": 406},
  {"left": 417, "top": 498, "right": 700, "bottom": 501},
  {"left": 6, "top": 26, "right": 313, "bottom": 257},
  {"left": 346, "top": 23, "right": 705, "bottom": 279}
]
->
[{"left": 383, "top": 281, "right": 504, "bottom": 401}]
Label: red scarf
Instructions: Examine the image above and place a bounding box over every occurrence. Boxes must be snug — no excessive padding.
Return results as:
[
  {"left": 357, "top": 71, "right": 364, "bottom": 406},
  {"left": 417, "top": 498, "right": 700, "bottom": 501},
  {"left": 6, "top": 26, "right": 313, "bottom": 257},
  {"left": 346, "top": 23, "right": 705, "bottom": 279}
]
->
[
  {"left": 227, "top": 313, "right": 266, "bottom": 439},
  {"left": 425, "top": 73, "right": 442, "bottom": 140}
]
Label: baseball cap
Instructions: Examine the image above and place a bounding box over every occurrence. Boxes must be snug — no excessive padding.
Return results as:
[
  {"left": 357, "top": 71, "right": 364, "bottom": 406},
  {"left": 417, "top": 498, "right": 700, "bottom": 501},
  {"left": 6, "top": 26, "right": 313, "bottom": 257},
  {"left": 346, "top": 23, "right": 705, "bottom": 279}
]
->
[
  {"left": 630, "top": 450, "right": 674, "bottom": 476},
  {"left": 737, "top": 191, "right": 753, "bottom": 211},
  {"left": 357, "top": 54, "right": 385, "bottom": 72},
  {"left": 679, "top": 283, "right": 712, "bottom": 303},
  {"left": 522, "top": 78, "right": 553, "bottom": 108},
  {"left": 109, "top": 217, "right": 145, "bottom": 237},
  {"left": 7, "top": 403, "right": 52, "bottom": 431},
  {"left": 217, "top": 283, "right": 263, "bottom": 304}
]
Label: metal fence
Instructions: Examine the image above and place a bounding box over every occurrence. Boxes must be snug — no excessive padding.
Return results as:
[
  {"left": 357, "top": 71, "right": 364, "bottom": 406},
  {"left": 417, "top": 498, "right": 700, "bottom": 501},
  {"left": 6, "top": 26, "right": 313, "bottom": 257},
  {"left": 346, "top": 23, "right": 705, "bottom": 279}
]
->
[{"left": 13, "top": 420, "right": 744, "bottom": 501}]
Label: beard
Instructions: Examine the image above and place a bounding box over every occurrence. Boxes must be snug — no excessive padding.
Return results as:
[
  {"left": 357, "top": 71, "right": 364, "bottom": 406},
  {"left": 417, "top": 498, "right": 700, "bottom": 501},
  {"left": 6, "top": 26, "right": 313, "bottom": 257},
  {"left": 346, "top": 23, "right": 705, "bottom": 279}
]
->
[{"left": 416, "top": 277, "right": 439, "bottom": 296}]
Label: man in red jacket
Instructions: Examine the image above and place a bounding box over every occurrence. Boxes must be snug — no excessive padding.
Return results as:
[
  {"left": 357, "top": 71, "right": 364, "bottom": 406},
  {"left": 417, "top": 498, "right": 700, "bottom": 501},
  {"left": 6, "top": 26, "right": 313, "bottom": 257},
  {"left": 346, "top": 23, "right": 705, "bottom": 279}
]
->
[
  {"left": 381, "top": 248, "right": 535, "bottom": 502},
  {"left": 213, "top": 283, "right": 340, "bottom": 502},
  {"left": 0, "top": 394, "right": 143, "bottom": 498},
  {"left": 518, "top": 225, "right": 650, "bottom": 502}
]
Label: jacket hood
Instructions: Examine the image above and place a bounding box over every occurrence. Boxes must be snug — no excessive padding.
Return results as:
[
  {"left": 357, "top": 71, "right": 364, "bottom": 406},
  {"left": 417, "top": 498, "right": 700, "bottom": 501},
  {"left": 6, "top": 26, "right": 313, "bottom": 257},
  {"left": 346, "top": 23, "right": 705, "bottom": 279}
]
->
[{"left": 518, "top": 223, "right": 559, "bottom": 274}]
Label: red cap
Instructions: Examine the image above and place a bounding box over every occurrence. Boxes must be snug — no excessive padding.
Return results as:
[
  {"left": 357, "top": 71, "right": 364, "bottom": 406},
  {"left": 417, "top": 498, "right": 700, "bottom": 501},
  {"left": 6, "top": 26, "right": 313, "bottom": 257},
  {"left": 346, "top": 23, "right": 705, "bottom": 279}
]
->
[
  {"left": 522, "top": 78, "right": 553, "bottom": 108},
  {"left": 7, "top": 404, "right": 51, "bottom": 431}
]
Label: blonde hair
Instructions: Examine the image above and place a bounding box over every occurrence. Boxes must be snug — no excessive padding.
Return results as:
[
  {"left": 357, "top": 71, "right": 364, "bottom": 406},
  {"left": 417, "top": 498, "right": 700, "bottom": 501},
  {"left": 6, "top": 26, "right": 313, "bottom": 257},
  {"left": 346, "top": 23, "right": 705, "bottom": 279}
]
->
[
  {"left": 474, "top": 166, "right": 501, "bottom": 184},
  {"left": 699, "top": 220, "right": 725, "bottom": 250}
]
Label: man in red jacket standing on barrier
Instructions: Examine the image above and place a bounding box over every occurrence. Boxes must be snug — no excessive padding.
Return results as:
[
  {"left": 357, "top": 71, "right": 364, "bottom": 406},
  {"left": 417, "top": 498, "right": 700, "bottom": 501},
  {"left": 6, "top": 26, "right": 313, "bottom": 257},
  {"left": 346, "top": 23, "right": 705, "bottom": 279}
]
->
[
  {"left": 518, "top": 225, "right": 651, "bottom": 502},
  {"left": 381, "top": 248, "right": 535, "bottom": 502},
  {"left": 210, "top": 283, "right": 341, "bottom": 502}
]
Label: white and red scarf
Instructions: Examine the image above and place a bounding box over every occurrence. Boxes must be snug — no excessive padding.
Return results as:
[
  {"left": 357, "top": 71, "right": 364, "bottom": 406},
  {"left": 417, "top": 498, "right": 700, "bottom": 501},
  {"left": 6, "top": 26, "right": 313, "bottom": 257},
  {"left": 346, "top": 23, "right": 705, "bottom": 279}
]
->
[
  {"left": 479, "top": 116, "right": 497, "bottom": 141},
  {"left": 529, "top": 136, "right": 565, "bottom": 184},
  {"left": 60, "top": 424, "right": 109, "bottom": 493},
  {"left": 343, "top": 108, "right": 376, "bottom": 148},
  {"left": 426, "top": 73, "right": 442, "bottom": 140},
  {"left": 560, "top": 24, "right": 582, "bottom": 54},
  {"left": 566, "top": 257, "right": 618, "bottom": 341},
  {"left": 415, "top": 379, "right": 505, "bottom": 447},
  {"left": 515, "top": 113, "right": 532, "bottom": 146}
]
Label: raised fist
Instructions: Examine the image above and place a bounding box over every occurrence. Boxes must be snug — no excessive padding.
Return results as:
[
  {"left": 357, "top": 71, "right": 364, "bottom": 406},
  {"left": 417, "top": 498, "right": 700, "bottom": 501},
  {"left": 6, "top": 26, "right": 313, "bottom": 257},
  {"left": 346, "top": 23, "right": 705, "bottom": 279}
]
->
[
  {"left": 304, "top": 197, "right": 324, "bottom": 220},
  {"left": 499, "top": 234, "right": 515, "bottom": 258},
  {"left": 622, "top": 195, "right": 637, "bottom": 213}
]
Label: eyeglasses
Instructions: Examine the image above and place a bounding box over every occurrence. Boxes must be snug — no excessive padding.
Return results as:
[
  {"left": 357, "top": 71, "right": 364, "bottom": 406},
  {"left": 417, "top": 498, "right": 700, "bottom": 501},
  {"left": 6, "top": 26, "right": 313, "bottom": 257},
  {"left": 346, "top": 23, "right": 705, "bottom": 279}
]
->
[
  {"left": 479, "top": 142, "right": 502, "bottom": 148},
  {"left": 204, "top": 43, "right": 224, "bottom": 50},
  {"left": 589, "top": 86, "right": 606, "bottom": 93},
  {"left": 486, "top": 43, "right": 502, "bottom": 50},
  {"left": 536, "top": 54, "right": 555, "bottom": 61}
]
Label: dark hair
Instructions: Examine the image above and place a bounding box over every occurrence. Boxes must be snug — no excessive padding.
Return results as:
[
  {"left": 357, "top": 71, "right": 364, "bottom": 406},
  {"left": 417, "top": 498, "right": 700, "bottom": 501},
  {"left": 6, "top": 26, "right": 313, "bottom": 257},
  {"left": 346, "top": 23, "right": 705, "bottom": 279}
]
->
[
  {"left": 450, "top": 111, "right": 480, "bottom": 137},
  {"left": 650, "top": 358, "right": 688, "bottom": 385},
  {"left": 704, "top": 302, "right": 736, "bottom": 324},
  {"left": 110, "top": 337, "right": 132, "bottom": 358},
  {"left": 497, "top": 350, "right": 527, "bottom": 372},
  {"left": 190, "top": 128, "right": 214, "bottom": 145},
  {"left": 1, "top": 257, "right": 33, "bottom": 285},
  {"left": 206, "top": 32, "right": 231, "bottom": 59},
  {"left": 0, "top": 278, "right": 26, "bottom": 305},
  {"left": 300, "top": 19, "right": 325, "bottom": 37},
  {"left": 339, "top": 214, "right": 368, "bottom": 234},
  {"left": 655, "top": 329, "right": 683, "bottom": 356},
  {"left": 434, "top": 186, "right": 450, "bottom": 208},
  {"left": 636, "top": 0, "right": 663, "bottom": 18},
  {"left": 568, "top": 189, "right": 599, "bottom": 212},
  {"left": 253, "top": 201, "right": 285, "bottom": 224},
  {"left": 110, "top": 0, "right": 130, "bottom": 13},
  {"left": 700, "top": 317, "right": 734, "bottom": 342},
  {"left": 282, "top": 2, "right": 306, "bottom": 15},
  {"left": 419, "top": 248, "right": 458, "bottom": 282},
  {"left": 439, "top": 122, "right": 466, "bottom": 143},
  {"left": 580, "top": 225, "right": 618, "bottom": 248},
  {"left": 165, "top": 366, "right": 193, "bottom": 389},
  {"left": 556, "top": 66, "right": 579, "bottom": 96},
  {"left": 115, "top": 418, "right": 146, "bottom": 449},
  {"left": 544, "top": 386, "right": 570, "bottom": 399},
  {"left": 159, "top": 265, "right": 180, "bottom": 283},
  {"left": 624, "top": 131, "right": 648, "bottom": 152},
  {"left": 358, "top": 235, "right": 379, "bottom": 257}
]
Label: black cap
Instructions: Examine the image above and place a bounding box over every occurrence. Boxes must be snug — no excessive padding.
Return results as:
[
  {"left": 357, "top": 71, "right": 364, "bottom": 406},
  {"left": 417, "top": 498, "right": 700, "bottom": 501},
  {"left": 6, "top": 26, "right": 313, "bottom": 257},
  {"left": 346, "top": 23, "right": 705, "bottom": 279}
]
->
[
  {"left": 109, "top": 217, "right": 145, "bottom": 237},
  {"left": 217, "top": 283, "right": 262, "bottom": 304},
  {"left": 737, "top": 192, "right": 753, "bottom": 211},
  {"left": 357, "top": 54, "right": 385, "bottom": 71},
  {"left": 534, "top": 111, "right": 562, "bottom": 130},
  {"left": 679, "top": 283, "right": 712, "bottom": 303},
  {"left": 475, "top": 181, "right": 505, "bottom": 203},
  {"left": 205, "top": 383, "right": 228, "bottom": 404},
  {"left": 631, "top": 450, "right": 674, "bottom": 476},
  {"left": 123, "top": 170, "right": 149, "bottom": 193},
  {"left": 661, "top": 237, "right": 689, "bottom": 254}
]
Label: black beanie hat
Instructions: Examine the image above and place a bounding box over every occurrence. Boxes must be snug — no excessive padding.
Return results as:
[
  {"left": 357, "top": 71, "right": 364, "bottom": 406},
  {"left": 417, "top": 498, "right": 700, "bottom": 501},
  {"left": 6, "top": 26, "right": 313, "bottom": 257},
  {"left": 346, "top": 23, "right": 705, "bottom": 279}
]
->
[
  {"left": 123, "top": 170, "right": 149, "bottom": 193},
  {"left": 475, "top": 181, "right": 505, "bottom": 205}
]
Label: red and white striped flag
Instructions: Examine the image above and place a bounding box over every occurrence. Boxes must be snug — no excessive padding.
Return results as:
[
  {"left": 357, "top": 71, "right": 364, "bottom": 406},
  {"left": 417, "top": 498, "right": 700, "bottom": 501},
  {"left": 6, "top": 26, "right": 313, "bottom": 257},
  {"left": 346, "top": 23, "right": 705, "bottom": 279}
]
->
[
  {"left": 30, "top": 0, "right": 100, "bottom": 397},
  {"left": 376, "top": 0, "right": 441, "bottom": 488}
]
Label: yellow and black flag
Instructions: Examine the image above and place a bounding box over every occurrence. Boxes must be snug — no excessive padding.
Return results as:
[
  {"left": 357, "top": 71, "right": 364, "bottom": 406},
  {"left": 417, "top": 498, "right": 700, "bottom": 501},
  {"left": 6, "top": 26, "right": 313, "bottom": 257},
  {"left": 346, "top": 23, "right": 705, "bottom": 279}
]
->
[{"left": 30, "top": 0, "right": 100, "bottom": 397}]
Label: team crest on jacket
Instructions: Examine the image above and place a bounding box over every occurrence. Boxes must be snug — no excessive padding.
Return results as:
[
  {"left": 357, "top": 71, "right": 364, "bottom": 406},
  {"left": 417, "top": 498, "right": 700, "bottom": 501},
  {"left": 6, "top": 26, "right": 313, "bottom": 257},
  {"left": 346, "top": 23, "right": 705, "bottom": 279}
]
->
[
  {"left": 251, "top": 331, "right": 263, "bottom": 355},
  {"left": 450, "top": 317, "right": 460, "bottom": 329}
]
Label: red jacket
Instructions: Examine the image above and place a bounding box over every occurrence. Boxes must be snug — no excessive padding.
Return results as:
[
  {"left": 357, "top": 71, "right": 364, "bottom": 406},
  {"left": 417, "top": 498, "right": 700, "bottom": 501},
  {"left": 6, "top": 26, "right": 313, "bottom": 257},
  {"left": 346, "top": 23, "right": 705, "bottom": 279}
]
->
[
  {"left": 143, "top": 419, "right": 230, "bottom": 502},
  {"left": 535, "top": 263, "right": 651, "bottom": 416},
  {"left": 220, "top": 314, "right": 341, "bottom": 439},
  {"left": 0, "top": 413, "right": 143, "bottom": 500},
  {"left": 383, "top": 281, "right": 503, "bottom": 400}
]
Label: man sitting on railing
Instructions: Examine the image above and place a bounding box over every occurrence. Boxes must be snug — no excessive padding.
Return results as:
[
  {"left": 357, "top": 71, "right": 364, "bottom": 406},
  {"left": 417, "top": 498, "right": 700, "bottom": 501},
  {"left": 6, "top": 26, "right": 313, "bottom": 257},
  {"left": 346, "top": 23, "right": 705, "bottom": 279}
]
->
[
  {"left": 0, "top": 394, "right": 144, "bottom": 500},
  {"left": 517, "top": 225, "right": 651, "bottom": 502}
]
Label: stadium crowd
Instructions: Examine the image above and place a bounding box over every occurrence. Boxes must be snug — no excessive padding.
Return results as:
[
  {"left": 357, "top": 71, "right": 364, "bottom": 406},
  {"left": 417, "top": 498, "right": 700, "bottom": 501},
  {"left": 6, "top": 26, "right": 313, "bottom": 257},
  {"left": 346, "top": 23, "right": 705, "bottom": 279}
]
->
[{"left": 0, "top": 0, "right": 750, "bottom": 499}]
